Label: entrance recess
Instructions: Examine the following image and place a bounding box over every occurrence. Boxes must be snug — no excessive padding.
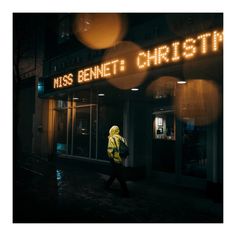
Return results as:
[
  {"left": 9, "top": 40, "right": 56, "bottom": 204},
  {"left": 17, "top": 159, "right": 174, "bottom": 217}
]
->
[
  {"left": 152, "top": 110, "right": 176, "bottom": 173},
  {"left": 151, "top": 108, "right": 207, "bottom": 188}
]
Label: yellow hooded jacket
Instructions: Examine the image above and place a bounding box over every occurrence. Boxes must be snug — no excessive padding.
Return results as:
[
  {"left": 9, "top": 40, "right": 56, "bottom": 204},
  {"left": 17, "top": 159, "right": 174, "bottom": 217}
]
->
[{"left": 107, "top": 125, "right": 127, "bottom": 164}]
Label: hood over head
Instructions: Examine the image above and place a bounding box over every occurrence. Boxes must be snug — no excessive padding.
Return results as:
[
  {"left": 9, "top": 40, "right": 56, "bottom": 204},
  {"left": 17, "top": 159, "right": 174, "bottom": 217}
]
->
[{"left": 109, "top": 125, "right": 120, "bottom": 137}]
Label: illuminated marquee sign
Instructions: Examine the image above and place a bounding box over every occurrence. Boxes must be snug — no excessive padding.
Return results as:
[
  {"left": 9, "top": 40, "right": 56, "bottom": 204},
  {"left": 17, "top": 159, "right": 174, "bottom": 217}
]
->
[
  {"left": 51, "top": 29, "right": 223, "bottom": 91},
  {"left": 77, "top": 59, "right": 125, "bottom": 84},
  {"left": 136, "top": 30, "right": 223, "bottom": 69}
]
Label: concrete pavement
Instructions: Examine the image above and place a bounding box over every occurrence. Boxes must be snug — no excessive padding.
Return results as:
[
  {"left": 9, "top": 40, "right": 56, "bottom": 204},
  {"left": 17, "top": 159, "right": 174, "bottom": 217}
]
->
[{"left": 13, "top": 155, "right": 223, "bottom": 223}]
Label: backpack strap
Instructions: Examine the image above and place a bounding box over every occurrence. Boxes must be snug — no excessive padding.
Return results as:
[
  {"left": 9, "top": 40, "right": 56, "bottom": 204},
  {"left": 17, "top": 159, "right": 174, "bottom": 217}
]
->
[{"left": 112, "top": 137, "right": 119, "bottom": 151}]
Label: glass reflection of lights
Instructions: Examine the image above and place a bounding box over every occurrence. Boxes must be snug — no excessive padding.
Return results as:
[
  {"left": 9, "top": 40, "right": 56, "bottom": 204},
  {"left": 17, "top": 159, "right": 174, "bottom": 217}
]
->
[
  {"left": 56, "top": 169, "right": 63, "bottom": 181},
  {"left": 37, "top": 80, "right": 44, "bottom": 96}
]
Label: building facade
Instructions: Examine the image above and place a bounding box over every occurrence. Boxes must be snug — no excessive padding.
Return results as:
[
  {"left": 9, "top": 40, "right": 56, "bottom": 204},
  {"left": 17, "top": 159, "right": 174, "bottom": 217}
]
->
[{"left": 16, "top": 13, "right": 223, "bottom": 197}]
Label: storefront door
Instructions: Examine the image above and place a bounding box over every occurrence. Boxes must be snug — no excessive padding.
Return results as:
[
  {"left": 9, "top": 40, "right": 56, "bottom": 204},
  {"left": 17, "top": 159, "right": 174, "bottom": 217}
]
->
[
  {"left": 151, "top": 108, "right": 207, "bottom": 188},
  {"left": 152, "top": 110, "right": 176, "bottom": 173}
]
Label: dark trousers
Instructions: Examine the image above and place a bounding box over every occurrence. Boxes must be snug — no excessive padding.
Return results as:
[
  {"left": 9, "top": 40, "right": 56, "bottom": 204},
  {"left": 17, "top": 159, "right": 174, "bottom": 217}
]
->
[{"left": 106, "top": 161, "right": 129, "bottom": 195}]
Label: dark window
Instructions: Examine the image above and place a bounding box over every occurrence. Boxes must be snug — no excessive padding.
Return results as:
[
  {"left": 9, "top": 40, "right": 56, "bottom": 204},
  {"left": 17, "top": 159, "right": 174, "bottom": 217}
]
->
[
  {"left": 54, "top": 108, "right": 68, "bottom": 154},
  {"left": 73, "top": 106, "right": 91, "bottom": 157},
  {"left": 58, "top": 14, "right": 72, "bottom": 44}
]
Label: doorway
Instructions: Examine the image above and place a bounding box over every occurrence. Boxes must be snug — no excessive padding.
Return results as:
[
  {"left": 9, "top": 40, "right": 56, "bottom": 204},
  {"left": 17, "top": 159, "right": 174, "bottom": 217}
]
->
[
  {"left": 151, "top": 108, "right": 207, "bottom": 188},
  {"left": 152, "top": 110, "right": 176, "bottom": 173}
]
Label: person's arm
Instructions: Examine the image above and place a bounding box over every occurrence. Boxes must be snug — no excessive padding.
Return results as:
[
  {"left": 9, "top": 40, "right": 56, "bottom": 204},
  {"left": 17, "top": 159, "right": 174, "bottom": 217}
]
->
[{"left": 107, "top": 137, "right": 115, "bottom": 158}]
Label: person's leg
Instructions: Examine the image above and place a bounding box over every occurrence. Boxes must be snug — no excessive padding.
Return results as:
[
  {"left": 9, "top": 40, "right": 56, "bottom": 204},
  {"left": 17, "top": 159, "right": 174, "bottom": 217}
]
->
[
  {"left": 105, "top": 162, "right": 116, "bottom": 189},
  {"left": 116, "top": 164, "right": 129, "bottom": 196}
]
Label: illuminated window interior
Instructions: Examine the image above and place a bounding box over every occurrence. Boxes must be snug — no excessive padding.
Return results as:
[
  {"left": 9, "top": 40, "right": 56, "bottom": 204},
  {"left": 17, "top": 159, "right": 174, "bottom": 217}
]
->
[{"left": 153, "top": 111, "right": 176, "bottom": 140}]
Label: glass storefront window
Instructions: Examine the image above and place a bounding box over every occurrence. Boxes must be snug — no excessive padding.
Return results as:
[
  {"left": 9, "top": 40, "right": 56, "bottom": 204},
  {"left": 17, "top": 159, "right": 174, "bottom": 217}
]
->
[
  {"left": 53, "top": 88, "right": 124, "bottom": 162},
  {"left": 73, "top": 106, "right": 90, "bottom": 157},
  {"left": 54, "top": 108, "right": 68, "bottom": 154},
  {"left": 181, "top": 119, "right": 207, "bottom": 178}
]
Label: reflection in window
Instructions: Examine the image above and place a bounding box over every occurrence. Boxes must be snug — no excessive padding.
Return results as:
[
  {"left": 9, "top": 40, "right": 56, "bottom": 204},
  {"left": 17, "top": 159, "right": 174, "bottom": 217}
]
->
[
  {"left": 53, "top": 89, "right": 124, "bottom": 162},
  {"left": 57, "top": 100, "right": 68, "bottom": 109},
  {"left": 55, "top": 108, "right": 68, "bottom": 154},
  {"left": 73, "top": 106, "right": 90, "bottom": 157}
]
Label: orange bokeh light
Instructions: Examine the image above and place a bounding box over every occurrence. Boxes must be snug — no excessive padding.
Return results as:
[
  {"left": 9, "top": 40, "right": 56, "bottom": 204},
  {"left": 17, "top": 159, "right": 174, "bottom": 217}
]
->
[
  {"left": 146, "top": 76, "right": 179, "bottom": 99},
  {"left": 73, "top": 13, "right": 127, "bottom": 49},
  {"left": 174, "top": 79, "right": 222, "bottom": 126},
  {"left": 102, "top": 41, "right": 148, "bottom": 90}
]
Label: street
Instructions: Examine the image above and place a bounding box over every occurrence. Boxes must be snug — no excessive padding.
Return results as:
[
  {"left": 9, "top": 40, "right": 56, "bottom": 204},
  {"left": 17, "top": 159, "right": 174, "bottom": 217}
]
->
[{"left": 14, "top": 156, "right": 223, "bottom": 223}]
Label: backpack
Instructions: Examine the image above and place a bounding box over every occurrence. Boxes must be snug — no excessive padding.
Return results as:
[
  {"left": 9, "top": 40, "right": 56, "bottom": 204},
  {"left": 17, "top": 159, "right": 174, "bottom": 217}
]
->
[{"left": 113, "top": 137, "right": 129, "bottom": 159}]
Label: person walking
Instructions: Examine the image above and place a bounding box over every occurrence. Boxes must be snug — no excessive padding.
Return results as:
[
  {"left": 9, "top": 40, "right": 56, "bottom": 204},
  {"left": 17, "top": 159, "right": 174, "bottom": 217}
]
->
[{"left": 105, "top": 125, "right": 129, "bottom": 197}]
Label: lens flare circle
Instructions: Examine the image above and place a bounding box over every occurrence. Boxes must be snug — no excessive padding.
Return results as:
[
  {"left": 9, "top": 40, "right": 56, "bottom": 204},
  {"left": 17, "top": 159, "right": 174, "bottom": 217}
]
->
[
  {"left": 103, "top": 41, "right": 148, "bottom": 90},
  {"left": 73, "top": 13, "right": 127, "bottom": 49},
  {"left": 174, "top": 79, "right": 222, "bottom": 126},
  {"left": 146, "top": 76, "right": 179, "bottom": 98}
]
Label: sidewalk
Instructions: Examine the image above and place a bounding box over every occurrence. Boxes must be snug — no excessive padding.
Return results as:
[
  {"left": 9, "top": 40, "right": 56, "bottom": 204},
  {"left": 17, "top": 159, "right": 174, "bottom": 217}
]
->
[{"left": 14, "top": 156, "right": 223, "bottom": 223}]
